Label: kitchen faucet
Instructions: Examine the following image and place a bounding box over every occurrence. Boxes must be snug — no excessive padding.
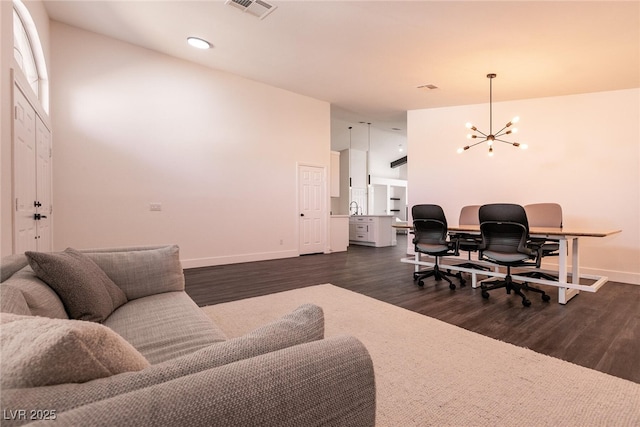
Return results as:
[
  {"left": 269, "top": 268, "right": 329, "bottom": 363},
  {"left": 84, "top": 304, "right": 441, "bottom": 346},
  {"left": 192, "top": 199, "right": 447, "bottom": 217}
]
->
[{"left": 349, "top": 201, "right": 360, "bottom": 215}]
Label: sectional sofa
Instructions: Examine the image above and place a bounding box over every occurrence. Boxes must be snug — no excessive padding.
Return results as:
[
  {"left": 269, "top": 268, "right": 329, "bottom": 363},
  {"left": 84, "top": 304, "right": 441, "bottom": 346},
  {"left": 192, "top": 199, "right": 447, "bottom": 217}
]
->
[{"left": 0, "top": 245, "right": 376, "bottom": 426}]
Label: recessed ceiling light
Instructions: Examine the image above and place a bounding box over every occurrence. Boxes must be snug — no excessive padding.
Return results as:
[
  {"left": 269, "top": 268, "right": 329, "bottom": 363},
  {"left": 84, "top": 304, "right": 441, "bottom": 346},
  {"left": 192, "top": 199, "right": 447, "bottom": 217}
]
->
[
  {"left": 417, "top": 84, "right": 438, "bottom": 90},
  {"left": 187, "top": 37, "right": 212, "bottom": 49}
]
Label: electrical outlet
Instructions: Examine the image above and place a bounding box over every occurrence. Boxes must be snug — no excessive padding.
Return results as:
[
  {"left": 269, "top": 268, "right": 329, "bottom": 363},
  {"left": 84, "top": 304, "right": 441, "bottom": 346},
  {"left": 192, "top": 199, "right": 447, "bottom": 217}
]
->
[{"left": 149, "top": 203, "right": 162, "bottom": 211}]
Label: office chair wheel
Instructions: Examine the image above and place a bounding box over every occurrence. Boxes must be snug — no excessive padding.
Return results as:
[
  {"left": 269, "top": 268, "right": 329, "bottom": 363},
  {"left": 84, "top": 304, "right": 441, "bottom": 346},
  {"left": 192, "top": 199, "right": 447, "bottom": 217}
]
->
[
  {"left": 449, "top": 283, "right": 456, "bottom": 290},
  {"left": 542, "top": 294, "right": 551, "bottom": 302},
  {"left": 481, "top": 290, "right": 490, "bottom": 299},
  {"left": 418, "top": 280, "right": 425, "bottom": 287},
  {"left": 522, "top": 299, "right": 531, "bottom": 307}
]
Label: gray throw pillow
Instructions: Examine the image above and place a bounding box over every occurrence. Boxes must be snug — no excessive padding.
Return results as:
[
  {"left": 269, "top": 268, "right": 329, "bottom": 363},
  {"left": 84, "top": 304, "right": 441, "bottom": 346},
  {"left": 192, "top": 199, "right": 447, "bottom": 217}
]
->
[
  {"left": 25, "top": 248, "right": 127, "bottom": 323},
  {"left": 1, "top": 313, "right": 149, "bottom": 388}
]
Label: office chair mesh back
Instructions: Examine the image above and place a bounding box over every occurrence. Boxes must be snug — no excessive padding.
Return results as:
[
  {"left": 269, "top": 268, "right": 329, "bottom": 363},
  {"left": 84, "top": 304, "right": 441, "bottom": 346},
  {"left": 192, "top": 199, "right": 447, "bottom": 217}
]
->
[
  {"left": 457, "top": 205, "right": 482, "bottom": 253},
  {"left": 524, "top": 203, "right": 563, "bottom": 228},
  {"left": 459, "top": 205, "right": 481, "bottom": 226},
  {"left": 412, "top": 204, "right": 449, "bottom": 254},
  {"left": 479, "top": 204, "right": 534, "bottom": 264}
]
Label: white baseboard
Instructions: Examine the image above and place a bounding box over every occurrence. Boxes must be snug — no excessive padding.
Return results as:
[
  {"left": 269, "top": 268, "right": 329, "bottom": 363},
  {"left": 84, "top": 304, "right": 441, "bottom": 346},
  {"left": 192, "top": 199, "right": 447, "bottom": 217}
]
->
[
  {"left": 181, "top": 249, "right": 299, "bottom": 269},
  {"left": 511, "top": 260, "right": 639, "bottom": 286}
]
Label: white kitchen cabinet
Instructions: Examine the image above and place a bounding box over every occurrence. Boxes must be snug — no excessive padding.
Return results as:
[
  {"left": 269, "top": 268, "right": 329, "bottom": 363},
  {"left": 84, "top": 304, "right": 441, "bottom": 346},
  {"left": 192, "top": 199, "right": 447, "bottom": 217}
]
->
[{"left": 349, "top": 215, "right": 396, "bottom": 247}]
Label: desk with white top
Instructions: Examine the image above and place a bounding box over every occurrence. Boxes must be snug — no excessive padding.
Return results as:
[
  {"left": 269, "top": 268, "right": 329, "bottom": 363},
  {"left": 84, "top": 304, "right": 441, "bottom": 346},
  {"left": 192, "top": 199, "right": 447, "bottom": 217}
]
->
[{"left": 395, "top": 224, "right": 621, "bottom": 304}]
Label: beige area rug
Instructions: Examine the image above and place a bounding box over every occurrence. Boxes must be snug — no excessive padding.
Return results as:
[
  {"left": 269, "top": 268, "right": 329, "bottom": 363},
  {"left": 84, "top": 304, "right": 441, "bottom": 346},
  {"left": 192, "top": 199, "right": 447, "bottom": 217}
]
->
[{"left": 201, "top": 284, "right": 640, "bottom": 426}]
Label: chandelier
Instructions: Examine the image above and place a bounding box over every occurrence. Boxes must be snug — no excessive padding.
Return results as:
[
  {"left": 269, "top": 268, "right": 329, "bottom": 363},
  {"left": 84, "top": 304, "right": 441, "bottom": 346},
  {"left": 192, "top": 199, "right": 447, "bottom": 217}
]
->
[{"left": 457, "top": 73, "right": 527, "bottom": 156}]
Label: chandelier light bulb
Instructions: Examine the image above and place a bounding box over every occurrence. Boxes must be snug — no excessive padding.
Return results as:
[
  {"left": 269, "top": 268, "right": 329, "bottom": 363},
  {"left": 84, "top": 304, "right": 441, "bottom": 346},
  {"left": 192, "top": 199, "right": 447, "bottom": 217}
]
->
[
  {"left": 488, "top": 146, "right": 494, "bottom": 156},
  {"left": 465, "top": 122, "right": 473, "bottom": 129},
  {"left": 512, "top": 116, "right": 520, "bottom": 124},
  {"left": 457, "top": 148, "right": 464, "bottom": 154},
  {"left": 512, "top": 127, "right": 518, "bottom": 133},
  {"left": 520, "top": 144, "right": 528, "bottom": 150}
]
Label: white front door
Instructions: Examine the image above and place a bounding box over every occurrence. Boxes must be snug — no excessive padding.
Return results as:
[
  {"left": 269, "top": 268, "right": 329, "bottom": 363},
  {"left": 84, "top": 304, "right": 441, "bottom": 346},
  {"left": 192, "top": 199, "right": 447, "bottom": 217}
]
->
[
  {"left": 298, "top": 165, "right": 325, "bottom": 255},
  {"left": 13, "top": 84, "right": 53, "bottom": 253},
  {"left": 13, "top": 86, "right": 38, "bottom": 253}
]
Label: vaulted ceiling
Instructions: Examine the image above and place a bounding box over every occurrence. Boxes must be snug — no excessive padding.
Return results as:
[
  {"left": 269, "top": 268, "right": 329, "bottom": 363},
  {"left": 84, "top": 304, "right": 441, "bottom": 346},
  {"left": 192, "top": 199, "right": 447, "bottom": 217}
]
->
[{"left": 44, "top": 0, "right": 639, "bottom": 137}]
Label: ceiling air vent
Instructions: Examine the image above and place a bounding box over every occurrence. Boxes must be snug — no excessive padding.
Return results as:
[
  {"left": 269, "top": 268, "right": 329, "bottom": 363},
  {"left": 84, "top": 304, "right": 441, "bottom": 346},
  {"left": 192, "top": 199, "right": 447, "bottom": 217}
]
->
[{"left": 225, "top": 0, "right": 277, "bottom": 20}]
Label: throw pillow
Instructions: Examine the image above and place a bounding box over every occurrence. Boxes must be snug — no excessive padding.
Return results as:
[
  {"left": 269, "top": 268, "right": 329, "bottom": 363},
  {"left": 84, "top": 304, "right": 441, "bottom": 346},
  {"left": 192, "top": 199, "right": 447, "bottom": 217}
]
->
[
  {"left": 26, "top": 248, "right": 127, "bottom": 322},
  {"left": 0, "top": 313, "right": 150, "bottom": 388}
]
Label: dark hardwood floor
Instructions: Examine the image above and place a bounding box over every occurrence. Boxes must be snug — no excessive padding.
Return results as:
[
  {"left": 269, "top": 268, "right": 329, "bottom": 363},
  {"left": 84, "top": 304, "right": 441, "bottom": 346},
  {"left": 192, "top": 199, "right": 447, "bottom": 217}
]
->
[{"left": 185, "top": 234, "right": 640, "bottom": 384}]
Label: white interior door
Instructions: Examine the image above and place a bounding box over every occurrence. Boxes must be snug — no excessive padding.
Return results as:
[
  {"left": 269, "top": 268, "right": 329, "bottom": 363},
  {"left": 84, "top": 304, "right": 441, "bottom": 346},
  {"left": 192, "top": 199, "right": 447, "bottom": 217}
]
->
[
  {"left": 13, "top": 86, "right": 38, "bottom": 253},
  {"left": 298, "top": 165, "right": 325, "bottom": 255}
]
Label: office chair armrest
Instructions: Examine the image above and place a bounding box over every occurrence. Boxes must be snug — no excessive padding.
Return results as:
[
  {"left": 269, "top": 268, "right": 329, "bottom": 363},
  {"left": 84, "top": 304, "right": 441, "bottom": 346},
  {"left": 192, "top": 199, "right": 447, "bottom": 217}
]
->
[
  {"left": 526, "top": 241, "right": 544, "bottom": 268},
  {"left": 448, "top": 237, "right": 460, "bottom": 256}
]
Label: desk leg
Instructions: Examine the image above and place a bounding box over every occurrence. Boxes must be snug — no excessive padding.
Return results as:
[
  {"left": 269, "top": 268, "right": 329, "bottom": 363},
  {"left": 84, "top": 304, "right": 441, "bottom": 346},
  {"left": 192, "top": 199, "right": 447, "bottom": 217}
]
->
[{"left": 558, "top": 237, "right": 580, "bottom": 304}]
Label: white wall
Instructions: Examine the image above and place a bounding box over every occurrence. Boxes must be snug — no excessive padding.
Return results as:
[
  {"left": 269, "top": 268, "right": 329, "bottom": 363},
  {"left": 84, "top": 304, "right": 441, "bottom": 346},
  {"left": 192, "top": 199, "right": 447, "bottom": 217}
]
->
[
  {"left": 408, "top": 89, "right": 640, "bottom": 284},
  {"left": 50, "top": 22, "right": 330, "bottom": 267},
  {"left": 0, "top": 0, "right": 13, "bottom": 258}
]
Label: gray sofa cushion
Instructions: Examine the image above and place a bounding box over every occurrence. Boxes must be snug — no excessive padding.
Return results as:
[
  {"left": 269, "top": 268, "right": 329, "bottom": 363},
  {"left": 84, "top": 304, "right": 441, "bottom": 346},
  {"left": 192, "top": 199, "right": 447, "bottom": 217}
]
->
[
  {"left": 1, "top": 267, "right": 68, "bottom": 319},
  {"left": 1, "top": 304, "right": 325, "bottom": 417},
  {"left": 26, "top": 249, "right": 127, "bottom": 323},
  {"left": 1, "top": 314, "right": 150, "bottom": 389},
  {"left": 104, "top": 292, "right": 227, "bottom": 364},
  {"left": 83, "top": 245, "right": 184, "bottom": 300},
  {"left": 177, "top": 303, "right": 325, "bottom": 368}
]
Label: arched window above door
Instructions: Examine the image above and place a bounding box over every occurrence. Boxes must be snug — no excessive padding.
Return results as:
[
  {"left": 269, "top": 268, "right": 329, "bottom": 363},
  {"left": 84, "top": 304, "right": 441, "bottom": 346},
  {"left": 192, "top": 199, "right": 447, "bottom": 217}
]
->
[{"left": 12, "top": 0, "right": 49, "bottom": 113}]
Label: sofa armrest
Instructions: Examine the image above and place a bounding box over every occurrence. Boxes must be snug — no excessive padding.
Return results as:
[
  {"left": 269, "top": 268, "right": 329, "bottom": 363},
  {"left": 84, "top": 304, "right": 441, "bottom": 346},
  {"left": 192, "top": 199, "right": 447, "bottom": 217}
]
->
[{"left": 26, "top": 336, "right": 376, "bottom": 427}]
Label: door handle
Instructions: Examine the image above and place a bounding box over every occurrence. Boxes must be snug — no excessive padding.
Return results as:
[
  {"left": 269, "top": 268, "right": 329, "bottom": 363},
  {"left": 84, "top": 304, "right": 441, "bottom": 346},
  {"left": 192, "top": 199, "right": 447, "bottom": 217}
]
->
[
  {"left": 34, "top": 214, "right": 48, "bottom": 220},
  {"left": 300, "top": 213, "right": 305, "bottom": 217}
]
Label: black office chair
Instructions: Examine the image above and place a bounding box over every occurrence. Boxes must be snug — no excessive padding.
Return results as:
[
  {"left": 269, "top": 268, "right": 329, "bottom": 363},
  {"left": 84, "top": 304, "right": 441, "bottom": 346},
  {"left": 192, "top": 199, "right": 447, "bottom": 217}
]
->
[
  {"left": 453, "top": 205, "right": 491, "bottom": 273},
  {"left": 412, "top": 204, "right": 464, "bottom": 290},
  {"left": 478, "top": 203, "right": 551, "bottom": 307}
]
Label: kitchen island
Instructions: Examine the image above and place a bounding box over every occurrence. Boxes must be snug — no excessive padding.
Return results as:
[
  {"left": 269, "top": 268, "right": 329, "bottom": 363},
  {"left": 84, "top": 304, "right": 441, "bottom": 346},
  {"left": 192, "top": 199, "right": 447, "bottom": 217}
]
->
[{"left": 349, "top": 215, "right": 396, "bottom": 247}]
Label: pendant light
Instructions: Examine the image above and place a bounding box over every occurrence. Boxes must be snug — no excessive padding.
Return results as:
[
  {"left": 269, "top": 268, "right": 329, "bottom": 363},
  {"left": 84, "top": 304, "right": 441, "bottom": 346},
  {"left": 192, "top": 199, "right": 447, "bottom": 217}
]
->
[{"left": 458, "top": 74, "right": 528, "bottom": 156}]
